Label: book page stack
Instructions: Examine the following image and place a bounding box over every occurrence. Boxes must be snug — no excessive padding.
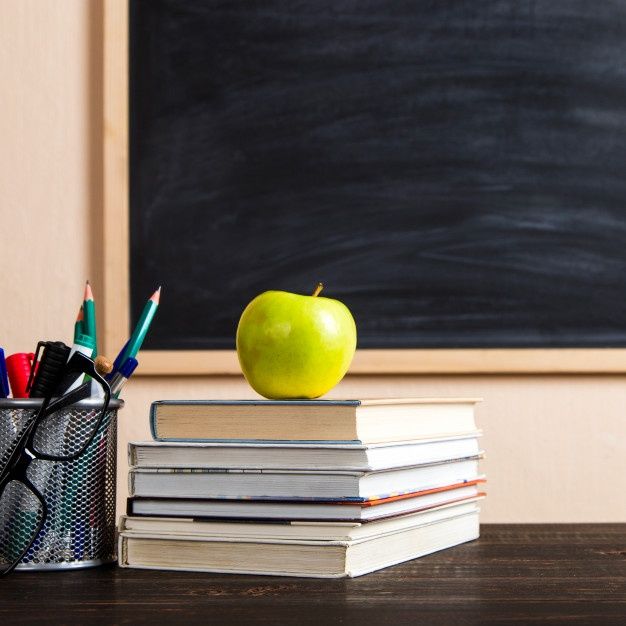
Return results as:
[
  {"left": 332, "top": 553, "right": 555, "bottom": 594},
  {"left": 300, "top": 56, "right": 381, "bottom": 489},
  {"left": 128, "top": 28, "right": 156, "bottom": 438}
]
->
[{"left": 119, "top": 398, "right": 485, "bottom": 578}]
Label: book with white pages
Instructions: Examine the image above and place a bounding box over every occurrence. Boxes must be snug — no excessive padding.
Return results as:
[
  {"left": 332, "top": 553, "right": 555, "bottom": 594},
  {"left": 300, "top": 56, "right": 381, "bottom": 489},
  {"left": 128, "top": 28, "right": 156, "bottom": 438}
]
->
[
  {"left": 127, "top": 480, "right": 485, "bottom": 521},
  {"left": 119, "top": 503, "right": 480, "bottom": 578},
  {"left": 120, "top": 499, "right": 481, "bottom": 542},
  {"left": 128, "top": 457, "right": 482, "bottom": 500},
  {"left": 128, "top": 432, "right": 482, "bottom": 471},
  {"left": 150, "top": 398, "right": 481, "bottom": 443}
]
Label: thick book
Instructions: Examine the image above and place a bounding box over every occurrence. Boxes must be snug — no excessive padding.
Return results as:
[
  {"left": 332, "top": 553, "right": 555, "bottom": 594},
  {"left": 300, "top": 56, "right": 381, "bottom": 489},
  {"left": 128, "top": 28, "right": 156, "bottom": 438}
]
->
[
  {"left": 129, "top": 433, "right": 482, "bottom": 471},
  {"left": 127, "top": 481, "right": 485, "bottom": 521},
  {"left": 128, "top": 457, "right": 482, "bottom": 501},
  {"left": 118, "top": 503, "right": 480, "bottom": 578},
  {"left": 150, "top": 398, "right": 480, "bottom": 443}
]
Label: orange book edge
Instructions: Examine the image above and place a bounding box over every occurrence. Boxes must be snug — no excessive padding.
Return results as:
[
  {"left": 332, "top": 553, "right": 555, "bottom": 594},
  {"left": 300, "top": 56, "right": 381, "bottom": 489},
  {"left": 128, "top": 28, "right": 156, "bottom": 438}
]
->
[{"left": 353, "top": 479, "right": 487, "bottom": 507}]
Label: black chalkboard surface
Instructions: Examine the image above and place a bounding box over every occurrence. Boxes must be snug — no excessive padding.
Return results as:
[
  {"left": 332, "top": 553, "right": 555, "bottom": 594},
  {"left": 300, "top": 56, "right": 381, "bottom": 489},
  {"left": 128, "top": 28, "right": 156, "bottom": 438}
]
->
[{"left": 130, "top": 0, "right": 626, "bottom": 350}]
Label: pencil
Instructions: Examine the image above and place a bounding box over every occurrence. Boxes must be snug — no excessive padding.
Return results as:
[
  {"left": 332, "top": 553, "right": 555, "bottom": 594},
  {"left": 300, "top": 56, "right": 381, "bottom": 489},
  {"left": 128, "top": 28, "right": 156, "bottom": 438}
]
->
[
  {"left": 74, "top": 306, "right": 84, "bottom": 343},
  {"left": 120, "top": 286, "right": 161, "bottom": 363},
  {"left": 83, "top": 281, "right": 97, "bottom": 355}
]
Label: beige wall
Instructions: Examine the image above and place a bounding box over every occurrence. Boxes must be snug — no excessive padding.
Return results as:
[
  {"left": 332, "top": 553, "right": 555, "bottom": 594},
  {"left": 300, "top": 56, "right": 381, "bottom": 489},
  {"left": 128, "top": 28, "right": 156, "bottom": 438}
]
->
[{"left": 1, "top": 1, "right": 625, "bottom": 523}]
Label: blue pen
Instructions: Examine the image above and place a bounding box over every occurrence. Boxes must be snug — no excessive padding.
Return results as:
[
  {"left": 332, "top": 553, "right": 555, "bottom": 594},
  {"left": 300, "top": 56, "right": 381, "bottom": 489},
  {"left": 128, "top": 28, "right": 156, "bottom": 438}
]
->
[
  {"left": 0, "top": 348, "right": 9, "bottom": 398},
  {"left": 110, "top": 357, "right": 138, "bottom": 396},
  {"left": 107, "top": 339, "right": 130, "bottom": 380}
]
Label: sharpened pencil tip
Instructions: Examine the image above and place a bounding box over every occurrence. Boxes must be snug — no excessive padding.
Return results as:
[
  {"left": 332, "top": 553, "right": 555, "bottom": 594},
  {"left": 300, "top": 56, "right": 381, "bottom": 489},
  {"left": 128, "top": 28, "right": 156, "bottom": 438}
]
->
[
  {"left": 84, "top": 281, "right": 94, "bottom": 301},
  {"left": 151, "top": 286, "right": 161, "bottom": 304}
]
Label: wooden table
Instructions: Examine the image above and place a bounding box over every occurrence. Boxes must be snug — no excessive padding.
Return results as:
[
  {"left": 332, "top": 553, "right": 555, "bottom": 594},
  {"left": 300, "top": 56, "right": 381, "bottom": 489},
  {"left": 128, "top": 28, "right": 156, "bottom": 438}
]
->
[{"left": 1, "top": 524, "right": 625, "bottom": 625}]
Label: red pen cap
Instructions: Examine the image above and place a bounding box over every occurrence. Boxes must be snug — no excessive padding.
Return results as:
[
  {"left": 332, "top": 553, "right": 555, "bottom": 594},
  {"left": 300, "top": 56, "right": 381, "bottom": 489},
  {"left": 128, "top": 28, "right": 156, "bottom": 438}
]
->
[{"left": 6, "top": 352, "right": 36, "bottom": 398}]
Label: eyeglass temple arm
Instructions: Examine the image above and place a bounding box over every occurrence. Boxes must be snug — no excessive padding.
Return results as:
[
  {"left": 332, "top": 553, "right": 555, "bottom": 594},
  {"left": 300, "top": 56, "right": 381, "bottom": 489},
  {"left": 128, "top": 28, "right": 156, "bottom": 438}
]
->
[
  {"left": 45, "top": 352, "right": 111, "bottom": 416},
  {"left": 43, "top": 381, "right": 93, "bottom": 415},
  {"left": 55, "top": 351, "right": 96, "bottom": 396}
]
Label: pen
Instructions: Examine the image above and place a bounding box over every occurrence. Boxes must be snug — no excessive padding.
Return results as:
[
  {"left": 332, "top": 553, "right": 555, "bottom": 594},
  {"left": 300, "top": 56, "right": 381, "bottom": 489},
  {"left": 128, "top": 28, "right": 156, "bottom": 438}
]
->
[
  {"left": 28, "top": 341, "right": 71, "bottom": 398},
  {"left": 110, "top": 357, "right": 138, "bottom": 396},
  {"left": 0, "top": 348, "right": 9, "bottom": 398},
  {"left": 5, "top": 352, "right": 35, "bottom": 398},
  {"left": 108, "top": 339, "right": 130, "bottom": 381}
]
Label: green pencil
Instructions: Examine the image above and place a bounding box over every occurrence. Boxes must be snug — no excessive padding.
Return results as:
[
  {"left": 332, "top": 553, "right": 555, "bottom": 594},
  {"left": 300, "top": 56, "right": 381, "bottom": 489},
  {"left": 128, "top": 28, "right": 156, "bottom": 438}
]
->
[
  {"left": 121, "top": 286, "right": 161, "bottom": 362},
  {"left": 83, "top": 281, "right": 97, "bottom": 356},
  {"left": 74, "top": 306, "right": 84, "bottom": 343}
]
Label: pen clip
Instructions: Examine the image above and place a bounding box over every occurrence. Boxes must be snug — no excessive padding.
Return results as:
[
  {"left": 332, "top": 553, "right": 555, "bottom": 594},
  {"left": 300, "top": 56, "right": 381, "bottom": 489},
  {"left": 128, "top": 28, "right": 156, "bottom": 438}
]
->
[{"left": 25, "top": 343, "right": 45, "bottom": 394}]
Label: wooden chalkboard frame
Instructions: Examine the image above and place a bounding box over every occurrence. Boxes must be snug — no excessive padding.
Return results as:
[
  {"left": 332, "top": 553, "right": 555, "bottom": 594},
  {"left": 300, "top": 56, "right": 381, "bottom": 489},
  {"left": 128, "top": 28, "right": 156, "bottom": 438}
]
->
[{"left": 103, "top": 0, "right": 626, "bottom": 375}]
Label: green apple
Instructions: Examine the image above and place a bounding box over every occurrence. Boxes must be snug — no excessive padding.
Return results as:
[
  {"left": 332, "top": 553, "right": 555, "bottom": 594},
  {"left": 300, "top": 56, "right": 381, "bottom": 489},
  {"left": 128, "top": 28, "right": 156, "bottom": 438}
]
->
[{"left": 236, "top": 284, "right": 357, "bottom": 399}]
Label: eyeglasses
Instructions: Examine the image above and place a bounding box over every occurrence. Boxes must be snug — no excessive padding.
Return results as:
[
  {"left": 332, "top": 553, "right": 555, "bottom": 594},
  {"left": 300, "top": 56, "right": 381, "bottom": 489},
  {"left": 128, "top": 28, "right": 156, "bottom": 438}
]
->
[{"left": 0, "top": 352, "right": 111, "bottom": 576}]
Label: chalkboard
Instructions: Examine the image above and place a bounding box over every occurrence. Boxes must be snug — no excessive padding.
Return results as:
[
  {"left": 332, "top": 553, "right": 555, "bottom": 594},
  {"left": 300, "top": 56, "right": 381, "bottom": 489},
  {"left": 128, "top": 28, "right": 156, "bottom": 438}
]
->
[{"left": 130, "top": 0, "right": 626, "bottom": 350}]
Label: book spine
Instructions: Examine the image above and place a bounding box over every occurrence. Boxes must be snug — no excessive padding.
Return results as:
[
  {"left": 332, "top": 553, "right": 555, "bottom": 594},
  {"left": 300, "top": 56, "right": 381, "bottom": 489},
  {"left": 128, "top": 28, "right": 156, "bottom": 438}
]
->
[
  {"left": 118, "top": 536, "right": 129, "bottom": 567},
  {"left": 128, "top": 443, "right": 136, "bottom": 467},
  {"left": 149, "top": 403, "right": 159, "bottom": 440}
]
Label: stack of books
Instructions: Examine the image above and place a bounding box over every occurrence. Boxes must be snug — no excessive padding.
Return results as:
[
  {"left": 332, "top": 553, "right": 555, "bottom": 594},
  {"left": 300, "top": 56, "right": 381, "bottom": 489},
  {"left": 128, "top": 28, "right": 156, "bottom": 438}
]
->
[{"left": 119, "top": 398, "right": 485, "bottom": 578}]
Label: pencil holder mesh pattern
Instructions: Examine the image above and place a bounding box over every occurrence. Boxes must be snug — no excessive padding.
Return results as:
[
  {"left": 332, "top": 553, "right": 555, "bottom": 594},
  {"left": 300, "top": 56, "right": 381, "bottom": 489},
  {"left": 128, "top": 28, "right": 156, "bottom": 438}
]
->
[{"left": 0, "top": 399, "right": 122, "bottom": 570}]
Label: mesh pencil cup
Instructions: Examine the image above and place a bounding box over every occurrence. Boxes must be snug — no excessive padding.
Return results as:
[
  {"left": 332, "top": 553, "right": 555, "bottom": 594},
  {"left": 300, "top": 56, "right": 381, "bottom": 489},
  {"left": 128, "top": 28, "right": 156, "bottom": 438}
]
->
[{"left": 0, "top": 398, "right": 122, "bottom": 570}]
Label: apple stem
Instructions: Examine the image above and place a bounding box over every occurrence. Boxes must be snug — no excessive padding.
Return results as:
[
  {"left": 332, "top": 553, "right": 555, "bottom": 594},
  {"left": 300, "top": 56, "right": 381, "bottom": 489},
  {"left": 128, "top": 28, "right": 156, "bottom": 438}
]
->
[{"left": 312, "top": 282, "right": 324, "bottom": 297}]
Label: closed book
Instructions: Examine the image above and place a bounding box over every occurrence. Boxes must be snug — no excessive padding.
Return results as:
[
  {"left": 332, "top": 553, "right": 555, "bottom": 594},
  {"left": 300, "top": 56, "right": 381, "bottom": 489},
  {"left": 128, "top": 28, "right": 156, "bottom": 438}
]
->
[
  {"left": 128, "top": 433, "right": 482, "bottom": 471},
  {"left": 128, "top": 457, "right": 482, "bottom": 501},
  {"left": 127, "top": 483, "right": 485, "bottom": 522},
  {"left": 119, "top": 499, "right": 479, "bottom": 542},
  {"left": 118, "top": 504, "right": 480, "bottom": 578},
  {"left": 150, "top": 398, "right": 480, "bottom": 444}
]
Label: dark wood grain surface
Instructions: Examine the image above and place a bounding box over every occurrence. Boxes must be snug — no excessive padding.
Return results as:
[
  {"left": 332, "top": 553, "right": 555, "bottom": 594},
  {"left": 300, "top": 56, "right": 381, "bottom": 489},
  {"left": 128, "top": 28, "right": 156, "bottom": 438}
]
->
[{"left": 1, "top": 524, "right": 625, "bottom": 625}]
